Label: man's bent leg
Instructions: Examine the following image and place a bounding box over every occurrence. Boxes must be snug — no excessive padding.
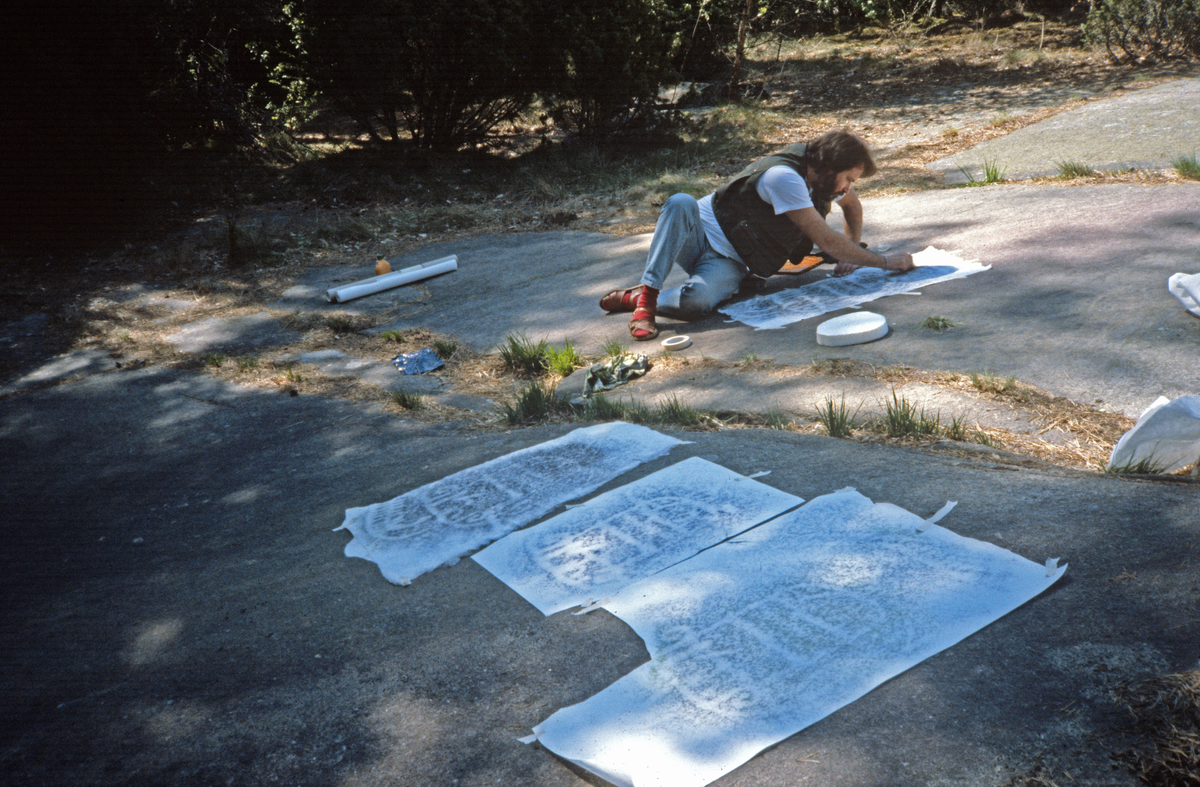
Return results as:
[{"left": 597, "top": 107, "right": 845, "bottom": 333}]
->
[
  {"left": 656, "top": 251, "right": 747, "bottom": 321},
  {"left": 639, "top": 194, "right": 709, "bottom": 291}
]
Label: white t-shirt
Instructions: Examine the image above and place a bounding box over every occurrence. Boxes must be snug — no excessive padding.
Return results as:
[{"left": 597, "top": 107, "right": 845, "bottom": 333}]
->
[{"left": 698, "top": 165, "right": 814, "bottom": 262}]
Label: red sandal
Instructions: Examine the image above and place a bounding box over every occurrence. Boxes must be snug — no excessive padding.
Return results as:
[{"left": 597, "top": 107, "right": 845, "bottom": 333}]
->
[
  {"left": 600, "top": 285, "right": 643, "bottom": 313},
  {"left": 629, "top": 308, "right": 658, "bottom": 341}
]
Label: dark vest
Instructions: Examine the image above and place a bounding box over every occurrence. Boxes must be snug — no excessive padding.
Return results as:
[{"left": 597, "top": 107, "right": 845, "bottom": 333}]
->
[{"left": 711, "top": 143, "right": 832, "bottom": 277}]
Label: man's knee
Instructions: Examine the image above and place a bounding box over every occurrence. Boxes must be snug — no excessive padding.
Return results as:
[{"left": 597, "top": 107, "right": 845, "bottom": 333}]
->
[
  {"left": 660, "top": 192, "right": 699, "bottom": 221},
  {"left": 675, "top": 281, "right": 724, "bottom": 319}
]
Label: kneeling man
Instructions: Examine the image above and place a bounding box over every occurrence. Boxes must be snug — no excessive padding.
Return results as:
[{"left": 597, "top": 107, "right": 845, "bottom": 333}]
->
[{"left": 601, "top": 129, "right": 915, "bottom": 340}]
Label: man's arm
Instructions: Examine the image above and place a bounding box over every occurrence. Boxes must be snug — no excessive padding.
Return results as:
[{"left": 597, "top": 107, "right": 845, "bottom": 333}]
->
[
  {"left": 785, "top": 205, "right": 914, "bottom": 272},
  {"left": 837, "top": 186, "right": 863, "bottom": 245}
]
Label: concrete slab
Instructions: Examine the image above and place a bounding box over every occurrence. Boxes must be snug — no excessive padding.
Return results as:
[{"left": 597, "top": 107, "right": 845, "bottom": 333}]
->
[
  {"left": 2, "top": 367, "right": 1197, "bottom": 787},
  {"left": 348, "top": 184, "right": 1200, "bottom": 418},
  {"left": 928, "top": 78, "right": 1200, "bottom": 184},
  {"left": 0, "top": 347, "right": 120, "bottom": 396},
  {"left": 164, "top": 312, "right": 301, "bottom": 355}
]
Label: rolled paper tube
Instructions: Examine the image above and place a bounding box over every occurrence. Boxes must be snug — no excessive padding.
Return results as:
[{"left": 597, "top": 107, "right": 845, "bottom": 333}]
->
[{"left": 326, "top": 255, "right": 458, "bottom": 303}]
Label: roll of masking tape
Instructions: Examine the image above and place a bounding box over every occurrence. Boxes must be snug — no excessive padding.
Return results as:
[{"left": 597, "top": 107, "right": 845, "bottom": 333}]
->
[{"left": 661, "top": 335, "right": 692, "bottom": 350}]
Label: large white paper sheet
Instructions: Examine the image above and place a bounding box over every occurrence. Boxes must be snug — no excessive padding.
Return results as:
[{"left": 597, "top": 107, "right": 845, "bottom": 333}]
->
[
  {"left": 719, "top": 246, "right": 990, "bottom": 329},
  {"left": 1107, "top": 395, "right": 1200, "bottom": 474},
  {"left": 336, "top": 423, "right": 685, "bottom": 585},
  {"left": 473, "top": 457, "right": 803, "bottom": 615},
  {"left": 532, "top": 488, "right": 1066, "bottom": 787}
]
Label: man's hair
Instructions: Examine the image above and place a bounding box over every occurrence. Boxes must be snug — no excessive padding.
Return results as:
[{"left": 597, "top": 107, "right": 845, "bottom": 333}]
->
[{"left": 806, "top": 129, "right": 877, "bottom": 178}]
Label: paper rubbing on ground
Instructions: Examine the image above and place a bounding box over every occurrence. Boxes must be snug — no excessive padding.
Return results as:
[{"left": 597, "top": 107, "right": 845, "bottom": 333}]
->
[
  {"left": 531, "top": 487, "right": 1067, "bottom": 787},
  {"left": 336, "top": 423, "right": 686, "bottom": 586},
  {"left": 473, "top": 457, "right": 803, "bottom": 616},
  {"left": 720, "top": 247, "right": 990, "bottom": 330}
]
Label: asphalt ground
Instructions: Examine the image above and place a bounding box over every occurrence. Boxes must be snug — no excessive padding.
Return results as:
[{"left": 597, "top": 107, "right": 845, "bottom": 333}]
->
[
  {"left": 1, "top": 366, "right": 1197, "bottom": 787},
  {"left": 335, "top": 181, "right": 1200, "bottom": 420},
  {"left": 3, "top": 76, "right": 1200, "bottom": 787},
  {"left": 928, "top": 77, "right": 1200, "bottom": 184}
]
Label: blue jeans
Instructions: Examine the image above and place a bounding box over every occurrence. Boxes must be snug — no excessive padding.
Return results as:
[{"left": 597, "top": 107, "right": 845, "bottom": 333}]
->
[{"left": 639, "top": 194, "right": 748, "bottom": 321}]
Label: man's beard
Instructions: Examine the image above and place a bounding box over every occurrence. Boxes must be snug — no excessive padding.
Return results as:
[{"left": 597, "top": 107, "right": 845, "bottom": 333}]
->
[{"left": 809, "top": 169, "right": 844, "bottom": 200}]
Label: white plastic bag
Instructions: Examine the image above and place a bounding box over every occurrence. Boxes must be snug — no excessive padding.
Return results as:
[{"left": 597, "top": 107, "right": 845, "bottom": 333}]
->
[
  {"left": 1107, "top": 395, "right": 1200, "bottom": 474},
  {"left": 1168, "top": 272, "right": 1200, "bottom": 317}
]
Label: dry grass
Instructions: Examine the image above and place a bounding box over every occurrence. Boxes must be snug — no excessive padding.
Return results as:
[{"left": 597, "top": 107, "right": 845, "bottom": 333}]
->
[{"left": 1115, "top": 667, "right": 1200, "bottom": 785}]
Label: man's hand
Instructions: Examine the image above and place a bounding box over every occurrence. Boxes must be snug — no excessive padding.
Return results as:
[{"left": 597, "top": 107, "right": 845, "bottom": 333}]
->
[
  {"left": 833, "top": 259, "right": 859, "bottom": 277},
  {"left": 833, "top": 253, "right": 914, "bottom": 277}
]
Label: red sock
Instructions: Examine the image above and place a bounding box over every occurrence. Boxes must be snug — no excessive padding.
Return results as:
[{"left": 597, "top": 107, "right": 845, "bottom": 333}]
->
[{"left": 635, "top": 286, "right": 659, "bottom": 316}]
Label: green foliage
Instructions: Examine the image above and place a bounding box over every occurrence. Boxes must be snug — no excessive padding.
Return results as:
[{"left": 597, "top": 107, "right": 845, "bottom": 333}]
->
[
  {"left": 765, "top": 407, "right": 792, "bottom": 430},
  {"left": 817, "top": 395, "right": 856, "bottom": 438},
  {"left": 879, "top": 389, "right": 941, "bottom": 438},
  {"left": 548, "top": 0, "right": 676, "bottom": 136},
  {"left": 919, "top": 316, "right": 956, "bottom": 332},
  {"left": 945, "top": 414, "right": 969, "bottom": 441},
  {"left": 655, "top": 395, "right": 705, "bottom": 426},
  {"left": 545, "top": 340, "right": 587, "bottom": 377},
  {"left": 1084, "top": 0, "right": 1200, "bottom": 62},
  {"left": 204, "top": 353, "right": 228, "bottom": 368},
  {"left": 236, "top": 355, "right": 260, "bottom": 371},
  {"left": 380, "top": 330, "right": 407, "bottom": 343},
  {"left": 664, "top": 0, "right": 746, "bottom": 79},
  {"left": 391, "top": 389, "right": 424, "bottom": 410},
  {"left": 433, "top": 340, "right": 459, "bottom": 360},
  {"left": 959, "top": 159, "right": 1006, "bottom": 186},
  {"left": 304, "top": 0, "right": 563, "bottom": 148},
  {"left": 503, "top": 381, "right": 572, "bottom": 424},
  {"left": 1173, "top": 152, "right": 1200, "bottom": 181},
  {"left": 580, "top": 394, "right": 635, "bottom": 422},
  {"left": 970, "top": 370, "right": 1017, "bottom": 393},
  {"left": 1057, "top": 160, "right": 1098, "bottom": 179},
  {"left": 601, "top": 338, "right": 629, "bottom": 358},
  {"left": 499, "top": 333, "right": 551, "bottom": 376}
]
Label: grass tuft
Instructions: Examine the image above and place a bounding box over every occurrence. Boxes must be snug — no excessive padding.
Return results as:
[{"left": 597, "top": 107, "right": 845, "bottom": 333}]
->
[
  {"left": 235, "top": 355, "right": 258, "bottom": 371},
  {"left": 433, "top": 339, "right": 458, "bottom": 360},
  {"left": 204, "top": 353, "right": 227, "bottom": 367},
  {"left": 1056, "top": 160, "right": 1096, "bottom": 179},
  {"left": 379, "top": 329, "right": 406, "bottom": 343},
  {"left": 880, "top": 389, "right": 941, "bottom": 438},
  {"left": 1105, "top": 457, "right": 1169, "bottom": 475},
  {"left": 546, "top": 340, "right": 587, "bottom": 377},
  {"left": 765, "top": 406, "right": 792, "bottom": 430},
  {"left": 391, "top": 389, "right": 424, "bottom": 410},
  {"left": 499, "top": 332, "right": 550, "bottom": 376},
  {"left": 600, "top": 338, "right": 628, "bottom": 358},
  {"left": 503, "top": 380, "right": 570, "bottom": 424},
  {"left": 959, "top": 159, "right": 1006, "bottom": 186},
  {"left": 816, "top": 394, "right": 856, "bottom": 438},
  {"left": 655, "top": 395, "right": 705, "bottom": 427},
  {"left": 970, "top": 370, "right": 1017, "bottom": 393},
  {"left": 1173, "top": 152, "right": 1200, "bottom": 181},
  {"left": 919, "top": 315, "right": 956, "bottom": 332},
  {"left": 945, "top": 414, "right": 969, "bottom": 442}
]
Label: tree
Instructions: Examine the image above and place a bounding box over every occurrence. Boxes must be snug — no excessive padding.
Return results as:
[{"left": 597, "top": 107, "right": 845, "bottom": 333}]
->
[
  {"left": 302, "top": 0, "right": 563, "bottom": 149},
  {"left": 547, "top": 0, "right": 676, "bottom": 136}
]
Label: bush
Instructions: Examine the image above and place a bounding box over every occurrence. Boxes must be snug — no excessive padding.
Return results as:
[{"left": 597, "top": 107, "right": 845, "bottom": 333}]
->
[
  {"left": 303, "top": 0, "right": 562, "bottom": 149},
  {"left": 1084, "top": 0, "right": 1200, "bottom": 62},
  {"left": 548, "top": 0, "right": 675, "bottom": 136}
]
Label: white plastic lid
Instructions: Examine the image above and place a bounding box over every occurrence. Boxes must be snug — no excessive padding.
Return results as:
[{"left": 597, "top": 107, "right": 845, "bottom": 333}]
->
[{"left": 816, "top": 311, "right": 890, "bottom": 346}]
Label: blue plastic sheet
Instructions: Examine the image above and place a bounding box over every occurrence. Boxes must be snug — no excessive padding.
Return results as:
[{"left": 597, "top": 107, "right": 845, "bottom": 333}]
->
[{"left": 391, "top": 348, "right": 444, "bottom": 374}]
